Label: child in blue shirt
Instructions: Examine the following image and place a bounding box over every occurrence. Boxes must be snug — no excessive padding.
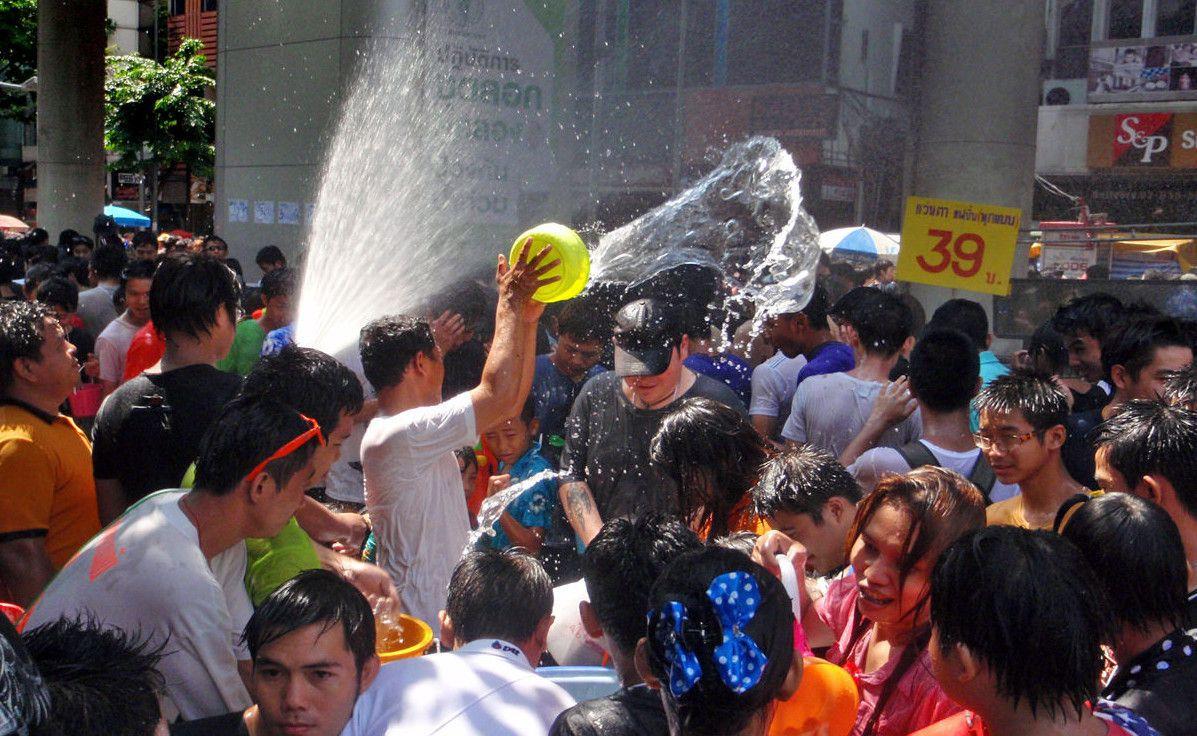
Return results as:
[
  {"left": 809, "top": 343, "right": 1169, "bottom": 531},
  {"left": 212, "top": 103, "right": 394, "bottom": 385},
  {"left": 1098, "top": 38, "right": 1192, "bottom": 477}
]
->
[{"left": 481, "top": 396, "right": 558, "bottom": 556}]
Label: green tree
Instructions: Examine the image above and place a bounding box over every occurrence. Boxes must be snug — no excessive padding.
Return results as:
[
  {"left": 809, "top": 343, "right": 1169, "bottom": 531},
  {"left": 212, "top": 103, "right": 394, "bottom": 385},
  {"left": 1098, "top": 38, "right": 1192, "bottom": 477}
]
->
[
  {"left": 105, "top": 37, "right": 215, "bottom": 223},
  {"left": 0, "top": 0, "right": 37, "bottom": 122}
]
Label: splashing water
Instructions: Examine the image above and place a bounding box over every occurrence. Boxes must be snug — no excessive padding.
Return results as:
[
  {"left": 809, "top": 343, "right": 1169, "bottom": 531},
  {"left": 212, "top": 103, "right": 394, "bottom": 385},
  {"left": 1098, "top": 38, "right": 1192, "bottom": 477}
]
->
[
  {"left": 589, "top": 136, "right": 822, "bottom": 331},
  {"left": 462, "top": 469, "right": 562, "bottom": 559},
  {"left": 295, "top": 11, "right": 549, "bottom": 356}
]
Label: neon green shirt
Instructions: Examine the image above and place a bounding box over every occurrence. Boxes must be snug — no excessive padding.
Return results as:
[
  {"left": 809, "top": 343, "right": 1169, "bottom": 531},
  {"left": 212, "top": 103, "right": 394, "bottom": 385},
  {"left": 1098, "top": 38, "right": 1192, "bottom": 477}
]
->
[{"left": 216, "top": 319, "right": 267, "bottom": 376}]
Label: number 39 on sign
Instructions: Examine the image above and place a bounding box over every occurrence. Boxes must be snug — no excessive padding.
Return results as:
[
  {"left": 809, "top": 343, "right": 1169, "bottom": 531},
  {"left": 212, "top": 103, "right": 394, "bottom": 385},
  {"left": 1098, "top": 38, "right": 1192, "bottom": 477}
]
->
[{"left": 897, "top": 196, "right": 1021, "bottom": 296}]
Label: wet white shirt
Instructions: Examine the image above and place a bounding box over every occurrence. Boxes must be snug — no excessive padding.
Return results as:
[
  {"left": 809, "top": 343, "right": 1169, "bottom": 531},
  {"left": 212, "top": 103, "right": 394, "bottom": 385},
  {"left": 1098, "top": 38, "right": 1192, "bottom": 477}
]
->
[
  {"left": 748, "top": 351, "right": 807, "bottom": 438},
  {"left": 341, "top": 638, "right": 576, "bottom": 736},
  {"left": 847, "top": 439, "right": 1020, "bottom": 502},
  {"left": 25, "top": 490, "right": 253, "bottom": 721},
  {"left": 781, "top": 372, "right": 922, "bottom": 456},
  {"left": 361, "top": 392, "right": 476, "bottom": 633}
]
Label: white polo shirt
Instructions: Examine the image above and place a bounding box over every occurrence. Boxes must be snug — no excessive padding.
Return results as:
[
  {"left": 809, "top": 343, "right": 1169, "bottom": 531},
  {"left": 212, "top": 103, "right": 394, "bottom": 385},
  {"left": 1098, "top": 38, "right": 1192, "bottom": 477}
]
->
[{"left": 341, "top": 639, "right": 576, "bottom": 736}]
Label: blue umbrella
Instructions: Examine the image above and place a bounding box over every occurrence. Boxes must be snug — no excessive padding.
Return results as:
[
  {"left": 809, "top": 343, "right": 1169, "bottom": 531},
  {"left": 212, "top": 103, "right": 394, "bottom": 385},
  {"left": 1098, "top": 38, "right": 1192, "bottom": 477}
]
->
[
  {"left": 818, "top": 226, "right": 900, "bottom": 260},
  {"left": 103, "top": 204, "right": 151, "bottom": 228}
]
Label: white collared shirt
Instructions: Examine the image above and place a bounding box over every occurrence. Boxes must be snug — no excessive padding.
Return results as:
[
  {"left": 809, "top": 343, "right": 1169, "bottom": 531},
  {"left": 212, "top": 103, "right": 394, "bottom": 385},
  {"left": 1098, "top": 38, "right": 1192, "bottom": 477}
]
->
[{"left": 341, "top": 639, "right": 576, "bottom": 736}]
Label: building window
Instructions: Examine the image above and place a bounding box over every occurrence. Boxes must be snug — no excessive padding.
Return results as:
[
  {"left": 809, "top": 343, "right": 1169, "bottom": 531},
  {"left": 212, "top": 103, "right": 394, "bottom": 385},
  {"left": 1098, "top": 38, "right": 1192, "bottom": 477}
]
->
[
  {"left": 1158, "top": 0, "right": 1196, "bottom": 36},
  {"left": 1055, "top": 0, "right": 1093, "bottom": 78},
  {"left": 1108, "top": 0, "right": 1145, "bottom": 38},
  {"left": 169, "top": 0, "right": 185, "bottom": 15},
  {"left": 201, "top": 0, "right": 218, "bottom": 11}
]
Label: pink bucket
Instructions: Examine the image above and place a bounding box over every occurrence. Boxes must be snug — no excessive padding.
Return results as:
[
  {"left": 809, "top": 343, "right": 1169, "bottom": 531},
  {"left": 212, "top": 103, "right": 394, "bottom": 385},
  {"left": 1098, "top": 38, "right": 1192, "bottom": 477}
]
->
[{"left": 68, "top": 383, "right": 103, "bottom": 418}]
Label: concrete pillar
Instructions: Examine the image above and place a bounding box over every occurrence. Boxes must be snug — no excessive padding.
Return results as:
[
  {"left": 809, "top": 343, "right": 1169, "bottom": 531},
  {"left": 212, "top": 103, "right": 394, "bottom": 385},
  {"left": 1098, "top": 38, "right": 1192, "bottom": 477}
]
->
[
  {"left": 36, "top": 0, "right": 107, "bottom": 238},
  {"left": 909, "top": 0, "right": 1044, "bottom": 339}
]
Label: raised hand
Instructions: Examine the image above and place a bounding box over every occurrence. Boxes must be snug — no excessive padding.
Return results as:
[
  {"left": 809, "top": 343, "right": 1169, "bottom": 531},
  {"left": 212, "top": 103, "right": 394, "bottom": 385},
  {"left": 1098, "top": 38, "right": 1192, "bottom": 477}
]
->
[
  {"left": 431, "top": 310, "right": 469, "bottom": 354},
  {"left": 496, "top": 237, "right": 561, "bottom": 324}
]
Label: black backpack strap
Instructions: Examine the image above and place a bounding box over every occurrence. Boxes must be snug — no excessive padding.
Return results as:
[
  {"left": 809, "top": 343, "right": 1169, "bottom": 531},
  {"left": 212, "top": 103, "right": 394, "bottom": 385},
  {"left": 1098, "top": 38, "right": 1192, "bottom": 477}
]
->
[
  {"left": 897, "top": 440, "right": 996, "bottom": 505},
  {"left": 967, "top": 452, "right": 997, "bottom": 505},
  {"left": 894, "top": 441, "right": 938, "bottom": 471}
]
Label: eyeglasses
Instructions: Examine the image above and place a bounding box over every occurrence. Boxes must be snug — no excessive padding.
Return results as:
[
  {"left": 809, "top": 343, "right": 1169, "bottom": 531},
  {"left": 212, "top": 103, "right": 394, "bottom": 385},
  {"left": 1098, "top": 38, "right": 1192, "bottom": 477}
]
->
[
  {"left": 972, "top": 430, "right": 1039, "bottom": 452},
  {"left": 244, "top": 413, "right": 326, "bottom": 484}
]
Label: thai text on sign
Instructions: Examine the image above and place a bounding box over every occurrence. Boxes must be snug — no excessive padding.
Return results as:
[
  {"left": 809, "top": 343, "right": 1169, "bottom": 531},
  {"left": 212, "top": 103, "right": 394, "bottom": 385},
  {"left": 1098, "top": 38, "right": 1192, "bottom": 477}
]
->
[{"left": 897, "top": 196, "right": 1021, "bottom": 296}]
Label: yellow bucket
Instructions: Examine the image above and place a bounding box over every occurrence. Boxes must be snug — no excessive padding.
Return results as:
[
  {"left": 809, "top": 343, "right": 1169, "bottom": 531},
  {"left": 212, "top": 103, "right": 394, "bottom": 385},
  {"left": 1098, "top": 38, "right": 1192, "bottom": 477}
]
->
[
  {"left": 509, "top": 223, "right": 590, "bottom": 303},
  {"left": 376, "top": 614, "right": 434, "bottom": 663}
]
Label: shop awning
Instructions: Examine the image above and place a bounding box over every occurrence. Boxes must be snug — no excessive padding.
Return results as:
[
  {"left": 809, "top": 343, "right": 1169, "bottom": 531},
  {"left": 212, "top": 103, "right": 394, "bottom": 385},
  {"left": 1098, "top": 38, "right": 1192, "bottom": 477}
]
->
[{"left": 1110, "top": 238, "right": 1197, "bottom": 279}]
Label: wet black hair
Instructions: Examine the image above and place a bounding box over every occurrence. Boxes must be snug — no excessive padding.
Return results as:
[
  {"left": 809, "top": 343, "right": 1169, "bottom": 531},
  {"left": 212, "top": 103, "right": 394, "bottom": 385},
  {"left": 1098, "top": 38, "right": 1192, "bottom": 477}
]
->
[
  {"left": 1162, "top": 364, "right": 1197, "bottom": 407},
  {"left": 23, "top": 617, "right": 165, "bottom": 736},
  {"left": 0, "top": 300, "right": 53, "bottom": 393},
  {"left": 148, "top": 252, "right": 241, "bottom": 341},
  {"left": 193, "top": 396, "right": 321, "bottom": 496},
  {"left": 22, "top": 263, "right": 53, "bottom": 297},
  {"left": 1100, "top": 314, "right": 1190, "bottom": 384},
  {"left": 932, "top": 526, "right": 1113, "bottom": 720},
  {"left": 131, "top": 231, "right": 157, "bottom": 249},
  {"left": 516, "top": 392, "right": 536, "bottom": 424},
  {"left": 120, "top": 258, "right": 156, "bottom": 285},
  {"left": 751, "top": 445, "right": 862, "bottom": 523},
  {"left": 35, "top": 276, "right": 79, "bottom": 314},
  {"left": 556, "top": 295, "right": 614, "bottom": 344},
  {"left": 1024, "top": 322, "right": 1069, "bottom": 375},
  {"left": 259, "top": 266, "right": 297, "bottom": 301},
  {"left": 358, "top": 314, "right": 435, "bottom": 392},
  {"left": 455, "top": 446, "right": 479, "bottom": 472},
  {"left": 53, "top": 256, "right": 88, "bottom": 286},
  {"left": 445, "top": 548, "right": 553, "bottom": 645},
  {"left": 873, "top": 258, "right": 895, "bottom": 277},
  {"left": 1059, "top": 493, "right": 1187, "bottom": 635},
  {"left": 1051, "top": 292, "right": 1125, "bottom": 342},
  {"left": 834, "top": 288, "right": 912, "bottom": 356},
  {"left": 582, "top": 514, "right": 702, "bottom": 655},
  {"left": 645, "top": 546, "right": 794, "bottom": 736},
  {"left": 826, "top": 286, "right": 872, "bottom": 325},
  {"left": 776, "top": 282, "right": 831, "bottom": 330},
  {"left": 89, "top": 243, "right": 128, "bottom": 281},
  {"left": 24, "top": 227, "right": 48, "bottom": 246},
  {"left": 927, "top": 298, "right": 988, "bottom": 350},
  {"left": 650, "top": 397, "right": 772, "bottom": 539},
  {"left": 200, "top": 233, "right": 228, "bottom": 251},
  {"left": 1096, "top": 400, "right": 1197, "bottom": 519},
  {"left": 910, "top": 329, "right": 980, "bottom": 413},
  {"left": 974, "top": 369, "right": 1069, "bottom": 432},
  {"left": 241, "top": 344, "right": 364, "bottom": 437},
  {"left": 243, "top": 569, "right": 376, "bottom": 675},
  {"left": 255, "top": 245, "right": 286, "bottom": 267}
]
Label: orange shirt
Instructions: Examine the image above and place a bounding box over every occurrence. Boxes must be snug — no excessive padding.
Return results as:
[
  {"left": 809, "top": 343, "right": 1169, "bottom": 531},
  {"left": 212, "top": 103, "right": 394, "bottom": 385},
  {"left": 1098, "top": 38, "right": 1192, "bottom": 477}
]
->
[{"left": 0, "top": 400, "right": 100, "bottom": 568}]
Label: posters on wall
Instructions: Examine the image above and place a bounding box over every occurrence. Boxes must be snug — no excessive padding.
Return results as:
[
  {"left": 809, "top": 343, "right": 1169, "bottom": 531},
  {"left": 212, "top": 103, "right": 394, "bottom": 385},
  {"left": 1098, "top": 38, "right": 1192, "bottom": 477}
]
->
[{"left": 1089, "top": 42, "right": 1197, "bottom": 100}]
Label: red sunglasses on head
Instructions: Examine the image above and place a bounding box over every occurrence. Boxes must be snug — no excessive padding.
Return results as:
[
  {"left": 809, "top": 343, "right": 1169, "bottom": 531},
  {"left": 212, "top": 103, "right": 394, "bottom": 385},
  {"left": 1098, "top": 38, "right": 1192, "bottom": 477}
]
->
[{"left": 244, "top": 413, "right": 326, "bottom": 484}]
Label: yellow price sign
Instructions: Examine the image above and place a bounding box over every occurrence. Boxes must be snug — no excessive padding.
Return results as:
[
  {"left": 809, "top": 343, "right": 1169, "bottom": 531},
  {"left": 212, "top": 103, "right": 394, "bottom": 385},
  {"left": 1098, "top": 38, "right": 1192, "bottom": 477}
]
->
[{"left": 897, "top": 196, "right": 1021, "bottom": 296}]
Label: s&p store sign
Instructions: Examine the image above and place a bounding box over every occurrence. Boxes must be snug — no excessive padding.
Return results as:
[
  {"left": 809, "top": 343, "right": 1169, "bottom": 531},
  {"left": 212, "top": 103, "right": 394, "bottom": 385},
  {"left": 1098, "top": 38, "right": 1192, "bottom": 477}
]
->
[{"left": 1088, "top": 112, "right": 1197, "bottom": 168}]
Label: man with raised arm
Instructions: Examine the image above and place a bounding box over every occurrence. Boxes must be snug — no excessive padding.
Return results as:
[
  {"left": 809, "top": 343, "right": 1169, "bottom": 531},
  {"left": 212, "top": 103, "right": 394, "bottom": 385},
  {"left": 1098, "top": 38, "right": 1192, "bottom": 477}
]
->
[{"left": 358, "top": 242, "right": 556, "bottom": 631}]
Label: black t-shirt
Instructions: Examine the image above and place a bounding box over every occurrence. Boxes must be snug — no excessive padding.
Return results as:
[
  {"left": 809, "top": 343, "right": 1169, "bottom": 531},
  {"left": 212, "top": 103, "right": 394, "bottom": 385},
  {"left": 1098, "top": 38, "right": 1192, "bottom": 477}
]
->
[
  {"left": 92, "top": 364, "right": 243, "bottom": 504},
  {"left": 1103, "top": 627, "right": 1197, "bottom": 736},
  {"left": 169, "top": 710, "right": 249, "bottom": 736},
  {"left": 560, "top": 370, "right": 746, "bottom": 521},
  {"left": 1071, "top": 385, "right": 1111, "bottom": 415},
  {"left": 549, "top": 685, "right": 668, "bottom": 736},
  {"left": 1061, "top": 408, "right": 1103, "bottom": 489}
]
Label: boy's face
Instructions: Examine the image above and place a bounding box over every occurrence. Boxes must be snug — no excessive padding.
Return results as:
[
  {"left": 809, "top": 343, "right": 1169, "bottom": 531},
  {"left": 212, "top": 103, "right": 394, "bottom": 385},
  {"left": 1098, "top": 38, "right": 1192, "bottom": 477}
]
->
[
  {"left": 1066, "top": 329, "right": 1104, "bottom": 383},
  {"left": 1113, "top": 345, "right": 1193, "bottom": 401},
  {"left": 264, "top": 293, "right": 296, "bottom": 328},
  {"left": 769, "top": 499, "right": 854, "bottom": 575},
  {"left": 551, "top": 334, "right": 603, "bottom": 381},
  {"left": 483, "top": 416, "right": 537, "bottom": 467},
  {"left": 977, "top": 409, "right": 1059, "bottom": 486},
  {"left": 458, "top": 455, "right": 478, "bottom": 497}
]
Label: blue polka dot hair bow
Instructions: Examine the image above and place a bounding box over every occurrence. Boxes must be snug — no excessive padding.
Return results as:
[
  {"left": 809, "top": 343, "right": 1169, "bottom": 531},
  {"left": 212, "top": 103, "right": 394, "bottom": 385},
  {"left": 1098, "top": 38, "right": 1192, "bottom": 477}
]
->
[
  {"left": 655, "top": 601, "right": 704, "bottom": 697},
  {"left": 706, "top": 571, "right": 768, "bottom": 694},
  {"left": 651, "top": 572, "right": 770, "bottom": 699}
]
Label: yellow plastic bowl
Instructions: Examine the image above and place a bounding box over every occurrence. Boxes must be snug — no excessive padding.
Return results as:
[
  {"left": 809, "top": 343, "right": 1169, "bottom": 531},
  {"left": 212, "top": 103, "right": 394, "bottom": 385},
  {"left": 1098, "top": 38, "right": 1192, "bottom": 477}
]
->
[
  {"left": 509, "top": 223, "right": 590, "bottom": 303},
  {"left": 377, "top": 614, "right": 434, "bottom": 663}
]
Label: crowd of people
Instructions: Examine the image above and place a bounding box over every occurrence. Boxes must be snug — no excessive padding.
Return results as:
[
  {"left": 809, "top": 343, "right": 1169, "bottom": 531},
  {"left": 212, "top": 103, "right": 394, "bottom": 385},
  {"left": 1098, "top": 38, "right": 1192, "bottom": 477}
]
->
[{"left": 1, "top": 217, "right": 1196, "bottom": 736}]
